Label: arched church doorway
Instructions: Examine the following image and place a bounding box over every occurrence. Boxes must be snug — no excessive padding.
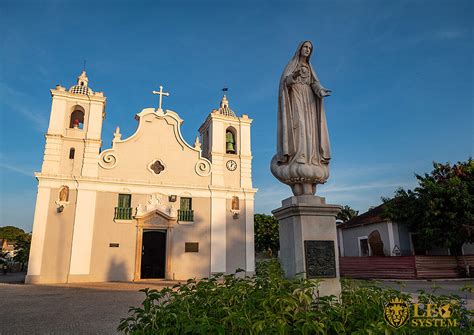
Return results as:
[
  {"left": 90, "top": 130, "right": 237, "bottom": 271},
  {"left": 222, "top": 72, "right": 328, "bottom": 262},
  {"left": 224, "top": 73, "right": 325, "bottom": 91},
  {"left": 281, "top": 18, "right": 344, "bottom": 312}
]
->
[{"left": 141, "top": 230, "right": 167, "bottom": 279}]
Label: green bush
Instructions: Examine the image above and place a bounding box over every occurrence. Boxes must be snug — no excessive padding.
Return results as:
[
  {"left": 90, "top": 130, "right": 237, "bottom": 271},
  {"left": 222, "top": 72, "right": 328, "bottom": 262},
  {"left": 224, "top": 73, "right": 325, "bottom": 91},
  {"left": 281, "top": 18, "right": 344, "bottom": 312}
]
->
[
  {"left": 254, "top": 214, "right": 280, "bottom": 256},
  {"left": 119, "top": 260, "right": 473, "bottom": 334}
]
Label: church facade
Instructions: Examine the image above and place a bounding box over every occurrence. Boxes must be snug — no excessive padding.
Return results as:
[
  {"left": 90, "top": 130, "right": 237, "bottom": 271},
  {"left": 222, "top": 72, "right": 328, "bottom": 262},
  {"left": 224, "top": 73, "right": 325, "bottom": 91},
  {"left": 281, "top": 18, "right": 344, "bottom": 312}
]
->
[{"left": 26, "top": 72, "right": 256, "bottom": 284}]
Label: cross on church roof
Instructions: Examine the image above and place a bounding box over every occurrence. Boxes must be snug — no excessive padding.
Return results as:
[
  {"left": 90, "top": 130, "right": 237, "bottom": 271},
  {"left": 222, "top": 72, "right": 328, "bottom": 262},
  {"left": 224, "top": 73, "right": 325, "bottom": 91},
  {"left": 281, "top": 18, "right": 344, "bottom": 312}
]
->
[{"left": 152, "top": 85, "right": 170, "bottom": 111}]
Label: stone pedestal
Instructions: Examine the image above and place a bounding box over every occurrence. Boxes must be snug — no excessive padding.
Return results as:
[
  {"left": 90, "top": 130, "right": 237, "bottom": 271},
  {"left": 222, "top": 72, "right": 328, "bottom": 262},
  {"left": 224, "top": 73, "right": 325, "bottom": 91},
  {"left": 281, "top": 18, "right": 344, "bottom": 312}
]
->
[{"left": 272, "top": 195, "right": 341, "bottom": 297}]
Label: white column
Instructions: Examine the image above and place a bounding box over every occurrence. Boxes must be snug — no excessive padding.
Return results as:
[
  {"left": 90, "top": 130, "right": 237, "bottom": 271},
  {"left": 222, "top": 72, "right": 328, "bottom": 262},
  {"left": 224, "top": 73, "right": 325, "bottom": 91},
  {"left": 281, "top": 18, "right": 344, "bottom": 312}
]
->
[
  {"left": 41, "top": 135, "right": 62, "bottom": 174},
  {"left": 47, "top": 96, "right": 67, "bottom": 134},
  {"left": 81, "top": 140, "right": 101, "bottom": 177},
  {"left": 244, "top": 194, "right": 255, "bottom": 272},
  {"left": 387, "top": 221, "right": 395, "bottom": 255},
  {"left": 210, "top": 120, "right": 224, "bottom": 186},
  {"left": 27, "top": 187, "right": 51, "bottom": 276},
  {"left": 338, "top": 228, "right": 344, "bottom": 257},
  {"left": 239, "top": 120, "right": 253, "bottom": 188},
  {"left": 86, "top": 101, "right": 104, "bottom": 139},
  {"left": 210, "top": 194, "right": 226, "bottom": 273},
  {"left": 69, "top": 190, "right": 97, "bottom": 275},
  {"left": 240, "top": 158, "right": 252, "bottom": 189},
  {"left": 210, "top": 154, "right": 225, "bottom": 186},
  {"left": 211, "top": 121, "right": 225, "bottom": 153}
]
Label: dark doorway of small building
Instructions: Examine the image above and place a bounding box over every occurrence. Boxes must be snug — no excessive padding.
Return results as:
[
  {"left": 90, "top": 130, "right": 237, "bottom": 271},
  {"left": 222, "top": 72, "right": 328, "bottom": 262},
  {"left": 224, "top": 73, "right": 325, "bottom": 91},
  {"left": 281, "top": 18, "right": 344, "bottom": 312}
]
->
[
  {"left": 410, "top": 234, "right": 426, "bottom": 256},
  {"left": 141, "top": 230, "right": 166, "bottom": 279}
]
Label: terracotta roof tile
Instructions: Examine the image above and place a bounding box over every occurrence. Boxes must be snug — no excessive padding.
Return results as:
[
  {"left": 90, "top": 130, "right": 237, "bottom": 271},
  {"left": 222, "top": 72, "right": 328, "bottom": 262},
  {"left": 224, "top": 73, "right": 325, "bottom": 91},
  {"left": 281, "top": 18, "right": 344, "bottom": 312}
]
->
[{"left": 338, "top": 203, "right": 389, "bottom": 229}]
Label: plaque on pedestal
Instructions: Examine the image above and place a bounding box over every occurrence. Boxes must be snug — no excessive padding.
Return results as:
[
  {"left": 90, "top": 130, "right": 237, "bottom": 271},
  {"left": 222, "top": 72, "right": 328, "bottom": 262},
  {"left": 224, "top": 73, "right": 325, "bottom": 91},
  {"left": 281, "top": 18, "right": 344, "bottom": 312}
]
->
[{"left": 304, "top": 240, "right": 336, "bottom": 278}]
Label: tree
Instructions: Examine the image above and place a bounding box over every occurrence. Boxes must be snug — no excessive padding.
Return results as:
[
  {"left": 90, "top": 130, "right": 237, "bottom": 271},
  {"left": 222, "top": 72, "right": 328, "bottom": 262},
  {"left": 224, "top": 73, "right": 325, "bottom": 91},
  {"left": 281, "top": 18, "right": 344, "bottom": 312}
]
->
[
  {"left": 254, "top": 214, "right": 279, "bottom": 256},
  {"left": 383, "top": 158, "right": 474, "bottom": 255},
  {"left": 336, "top": 205, "right": 359, "bottom": 222},
  {"left": 13, "top": 233, "right": 31, "bottom": 271},
  {"left": 0, "top": 226, "right": 31, "bottom": 270},
  {"left": 0, "top": 226, "right": 26, "bottom": 241}
]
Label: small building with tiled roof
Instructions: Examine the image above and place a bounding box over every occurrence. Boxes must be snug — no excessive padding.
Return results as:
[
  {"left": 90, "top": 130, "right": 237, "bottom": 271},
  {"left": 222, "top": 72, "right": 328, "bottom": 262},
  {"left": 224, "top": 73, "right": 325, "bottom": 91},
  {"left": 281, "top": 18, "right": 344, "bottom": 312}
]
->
[{"left": 337, "top": 204, "right": 474, "bottom": 257}]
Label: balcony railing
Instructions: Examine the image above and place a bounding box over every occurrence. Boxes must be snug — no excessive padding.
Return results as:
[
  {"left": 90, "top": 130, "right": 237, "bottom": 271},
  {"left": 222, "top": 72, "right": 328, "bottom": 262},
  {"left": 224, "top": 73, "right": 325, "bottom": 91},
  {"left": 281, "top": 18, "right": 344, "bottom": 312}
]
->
[
  {"left": 115, "top": 207, "right": 133, "bottom": 220},
  {"left": 178, "top": 209, "right": 194, "bottom": 222}
]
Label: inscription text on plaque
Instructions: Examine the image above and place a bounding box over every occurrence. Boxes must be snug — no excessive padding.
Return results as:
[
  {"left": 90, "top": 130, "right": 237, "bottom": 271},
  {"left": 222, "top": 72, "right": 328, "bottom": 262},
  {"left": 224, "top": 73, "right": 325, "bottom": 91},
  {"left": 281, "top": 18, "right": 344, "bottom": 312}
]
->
[{"left": 304, "top": 240, "right": 336, "bottom": 278}]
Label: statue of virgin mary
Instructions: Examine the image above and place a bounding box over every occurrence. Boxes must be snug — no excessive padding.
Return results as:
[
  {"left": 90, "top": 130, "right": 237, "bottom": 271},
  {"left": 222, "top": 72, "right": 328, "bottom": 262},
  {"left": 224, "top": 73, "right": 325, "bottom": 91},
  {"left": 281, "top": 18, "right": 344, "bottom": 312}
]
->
[{"left": 271, "top": 41, "right": 332, "bottom": 196}]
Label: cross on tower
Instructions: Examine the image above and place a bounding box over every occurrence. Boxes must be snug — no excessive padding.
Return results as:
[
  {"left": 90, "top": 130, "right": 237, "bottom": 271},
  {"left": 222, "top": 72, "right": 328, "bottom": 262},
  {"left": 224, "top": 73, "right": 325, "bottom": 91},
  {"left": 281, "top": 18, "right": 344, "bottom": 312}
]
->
[{"left": 152, "top": 85, "right": 170, "bottom": 111}]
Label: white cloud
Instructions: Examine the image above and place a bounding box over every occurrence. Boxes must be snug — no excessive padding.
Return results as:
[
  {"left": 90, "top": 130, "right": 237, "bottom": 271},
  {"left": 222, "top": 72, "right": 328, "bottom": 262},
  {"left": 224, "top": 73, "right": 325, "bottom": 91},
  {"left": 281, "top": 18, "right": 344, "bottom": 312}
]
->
[
  {"left": 253, "top": 160, "right": 420, "bottom": 215},
  {"left": 254, "top": 184, "right": 292, "bottom": 214},
  {"left": 0, "top": 82, "right": 48, "bottom": 132},
  {"left": 0, "top": 162, "right": 35, "bottom": 177},
  {"left": 330, "top": 162, "right": 403, "bottom": 179},
  {"left": 320, "top": 181, "right": 412, "bottom": 193}
]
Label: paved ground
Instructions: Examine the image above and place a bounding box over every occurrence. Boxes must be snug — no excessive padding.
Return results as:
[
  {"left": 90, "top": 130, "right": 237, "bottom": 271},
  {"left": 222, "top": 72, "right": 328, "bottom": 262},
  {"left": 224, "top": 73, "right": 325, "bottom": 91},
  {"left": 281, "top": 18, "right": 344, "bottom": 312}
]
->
[
  {"left": 0, "top": 275, "right": 472, "bottom": 334},
  {"left": 0, "top": 271, "right": 26, "bottom": 284},
  {"left": 375, "top": 279, "right": 474, "bottom": 310},
  {"left": 0, "top": 279, "right": 177, "bottom": 335},
  {"left": 379, "top": 279, "right": 474, "bottom": 298}
]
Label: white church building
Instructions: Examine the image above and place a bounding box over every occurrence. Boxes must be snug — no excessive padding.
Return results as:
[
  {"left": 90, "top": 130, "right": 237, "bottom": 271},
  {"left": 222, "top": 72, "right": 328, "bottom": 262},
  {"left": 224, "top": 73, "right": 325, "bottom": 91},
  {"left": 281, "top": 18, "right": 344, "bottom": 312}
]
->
[{"left": 26, "top": 71, "right": 256, "bottom": 284}]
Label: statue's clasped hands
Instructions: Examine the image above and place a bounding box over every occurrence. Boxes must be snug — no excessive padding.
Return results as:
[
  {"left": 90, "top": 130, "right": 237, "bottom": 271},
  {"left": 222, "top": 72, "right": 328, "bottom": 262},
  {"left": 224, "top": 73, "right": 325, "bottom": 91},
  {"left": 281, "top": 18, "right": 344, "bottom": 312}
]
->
[{"left": 292, "top": 69, "right": 302, "bottom": 79}]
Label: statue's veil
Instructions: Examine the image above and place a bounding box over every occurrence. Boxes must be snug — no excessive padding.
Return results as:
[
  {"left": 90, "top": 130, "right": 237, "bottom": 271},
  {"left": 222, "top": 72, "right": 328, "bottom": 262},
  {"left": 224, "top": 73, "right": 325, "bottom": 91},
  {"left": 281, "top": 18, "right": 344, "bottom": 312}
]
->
[
  {"left": 276, "top": 41, "right": 330, "bottom": 163},
  {"left": 279, "top": 41, "right": 320, "bottom": 87}
]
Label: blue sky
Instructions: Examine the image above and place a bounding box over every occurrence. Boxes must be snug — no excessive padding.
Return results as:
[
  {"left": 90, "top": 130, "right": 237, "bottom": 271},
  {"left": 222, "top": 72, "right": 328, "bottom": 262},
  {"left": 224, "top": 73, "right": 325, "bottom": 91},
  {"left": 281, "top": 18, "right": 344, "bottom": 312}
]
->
[{"left": 1, "top": 0, "right": 472, "bottom": 232}]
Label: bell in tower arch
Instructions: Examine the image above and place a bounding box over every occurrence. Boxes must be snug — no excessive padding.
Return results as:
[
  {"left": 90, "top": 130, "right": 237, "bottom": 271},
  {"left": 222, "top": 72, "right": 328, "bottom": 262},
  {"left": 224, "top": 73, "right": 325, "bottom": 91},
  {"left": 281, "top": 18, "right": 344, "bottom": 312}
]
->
[{"left": 226, "top": 130, "right": 236, "bottom": 154}]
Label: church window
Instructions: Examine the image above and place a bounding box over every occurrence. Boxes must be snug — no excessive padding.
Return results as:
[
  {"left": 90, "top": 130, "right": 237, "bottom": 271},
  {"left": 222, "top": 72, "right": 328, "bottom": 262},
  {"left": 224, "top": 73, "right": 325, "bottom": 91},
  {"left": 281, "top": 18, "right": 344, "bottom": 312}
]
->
[
  {"left": 150, "top": 160, "right": 165, "bottom": 174},
  {"left": 115, "top": 194, "right": 132, "bottom": 220},
  {"left": 180, "top": 197, "right": 192, "bottom": 210},
  {"left": 178, "top": 197, "right": 193, "bottom": 222},
  {"left": 70, "top": 109, "right": 85, "bottom": 129},
  {"left": 226, "top": 127, "right": 237, "bottom": 154},
  {"left": 69, "top": 148, "right": 75, "bottom": 159}
]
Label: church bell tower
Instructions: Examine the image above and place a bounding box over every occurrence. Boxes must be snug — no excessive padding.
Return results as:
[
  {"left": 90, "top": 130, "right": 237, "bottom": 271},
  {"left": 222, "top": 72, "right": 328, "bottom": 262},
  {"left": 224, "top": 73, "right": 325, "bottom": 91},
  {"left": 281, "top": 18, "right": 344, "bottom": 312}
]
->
[
  {"left": 27, "top": 71, "right": 106, "bottom": 284},
  {"left": 198, "top": 95, "right": 253, "bottom": 188},
  {"left": 42, "top": 71, "right": 106, "bottom": 177},
  {"left": 198, "top": 95, "right": 255, "bottom": 275}
]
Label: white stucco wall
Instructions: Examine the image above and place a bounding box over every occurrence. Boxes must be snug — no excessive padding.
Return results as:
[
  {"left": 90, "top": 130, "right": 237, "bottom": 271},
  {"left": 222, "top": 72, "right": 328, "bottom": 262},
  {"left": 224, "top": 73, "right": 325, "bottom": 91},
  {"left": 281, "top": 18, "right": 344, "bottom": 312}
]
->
[{"left": 339, "top": 221, "right": 395, "bottom": 257}]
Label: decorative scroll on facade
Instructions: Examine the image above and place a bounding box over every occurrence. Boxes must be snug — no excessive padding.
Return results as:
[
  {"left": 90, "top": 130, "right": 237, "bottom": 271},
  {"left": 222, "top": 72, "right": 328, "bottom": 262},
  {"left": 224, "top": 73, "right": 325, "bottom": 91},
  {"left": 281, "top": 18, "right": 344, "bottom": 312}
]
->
[
  {"left": 98, "top": 149, "right": 117, "bottom": 169},
  {"left": 194, "top": 159, "right": 211, "bottom": 176}
]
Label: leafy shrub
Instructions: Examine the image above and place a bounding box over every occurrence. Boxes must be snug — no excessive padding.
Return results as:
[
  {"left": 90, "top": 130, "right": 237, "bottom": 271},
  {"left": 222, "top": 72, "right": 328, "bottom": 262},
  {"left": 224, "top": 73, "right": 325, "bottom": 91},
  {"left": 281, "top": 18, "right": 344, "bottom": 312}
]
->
[
  {"left": 254, "top": 214, "right": 280, "bottom": 256},
  {"left": 119, "top": 259, "right": 473, "bottom": 334}
]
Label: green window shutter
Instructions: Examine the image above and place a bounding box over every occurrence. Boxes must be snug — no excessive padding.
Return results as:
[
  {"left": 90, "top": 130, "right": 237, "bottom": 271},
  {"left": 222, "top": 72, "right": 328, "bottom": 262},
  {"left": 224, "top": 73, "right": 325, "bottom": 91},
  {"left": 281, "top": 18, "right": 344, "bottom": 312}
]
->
[
  {"left": 118, "top": 194, "right": 131, "bottom": 208},
  {"left": 178, "top": 197, "right": 193, "bottom": 222},
  {"left": 180, "top": 197, "right": 192, "bottom": 210}
]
